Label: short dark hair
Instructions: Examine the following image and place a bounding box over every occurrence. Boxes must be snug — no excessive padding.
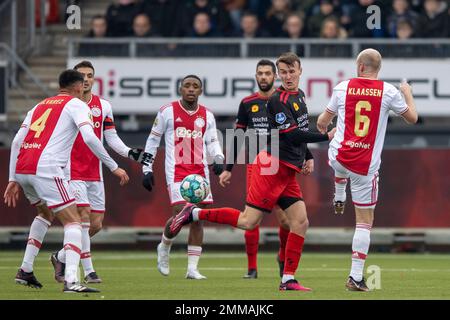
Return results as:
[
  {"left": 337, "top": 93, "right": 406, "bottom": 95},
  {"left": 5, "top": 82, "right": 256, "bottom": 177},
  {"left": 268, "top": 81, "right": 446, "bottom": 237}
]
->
[
  {"left": 276, "top": 52, "right": 301, "bottom": 68},
  {"left": 73, "top": 60, "right": 95, "bottom": 74},
  {"left": 256, "top": 59, "right": 276, "bottom": 73},
  {"left": 59, "top": 69, "right": 84, "bottom": 89},
  {"left": 181, "top": 75, "right": 203, "bottom": 88}
]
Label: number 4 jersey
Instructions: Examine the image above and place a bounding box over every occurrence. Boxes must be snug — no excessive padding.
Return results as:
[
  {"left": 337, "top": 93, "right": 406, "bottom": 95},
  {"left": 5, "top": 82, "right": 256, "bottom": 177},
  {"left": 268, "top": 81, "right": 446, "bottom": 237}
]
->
[{"left": 326, "top": 78, "right": 409, "bottom": 176}]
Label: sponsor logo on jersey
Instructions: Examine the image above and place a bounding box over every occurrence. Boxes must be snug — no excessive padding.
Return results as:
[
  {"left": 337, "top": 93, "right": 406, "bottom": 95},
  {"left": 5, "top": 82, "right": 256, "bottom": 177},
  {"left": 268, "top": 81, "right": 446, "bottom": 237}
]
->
[
  {"left": 345, "top": 140, "right": 371, "bottom": 149},
  {"left": 176, "top": 127, "right": 203, "bottom": 139},
  {"left": 21, "top": 142, "right": 42, "bottom": 150},
  {"left": 251, "top": 104, "right": 259, "bottom": 113},
  {"left": 90, "top": 106, "right": 102, "bottom": 117},
  {"left": 194, "top": 117, "right": 205, "bottom": 128},
  {"left": 275, "top": 112, "right": 287, "bottom": 124},
  {"left": 293, "top": 102, "right": 299, "bottom": 111}
]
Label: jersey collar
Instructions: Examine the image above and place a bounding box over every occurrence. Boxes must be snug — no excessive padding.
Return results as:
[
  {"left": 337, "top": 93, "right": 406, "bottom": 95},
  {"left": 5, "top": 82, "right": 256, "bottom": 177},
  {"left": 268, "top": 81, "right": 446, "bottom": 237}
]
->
[
  {"left": 276, "top": 86, "right": 299, "bottom": 95},
  {"left": 178, "top": 100, "right": 199, "bottom": 115}
]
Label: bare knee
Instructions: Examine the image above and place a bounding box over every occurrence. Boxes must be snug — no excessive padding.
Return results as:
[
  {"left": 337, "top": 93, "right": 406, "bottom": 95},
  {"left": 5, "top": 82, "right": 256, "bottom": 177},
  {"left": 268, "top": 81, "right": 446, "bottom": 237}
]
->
[{"left": 289, "top": 217, "right": 309, "bottom": 234}]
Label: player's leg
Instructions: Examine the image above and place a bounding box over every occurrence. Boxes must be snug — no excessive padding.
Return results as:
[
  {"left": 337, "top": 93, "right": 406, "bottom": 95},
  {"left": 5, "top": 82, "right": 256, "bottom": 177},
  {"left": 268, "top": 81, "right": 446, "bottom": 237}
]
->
[
  {"left": 346, "top": 171, "right": 378, "bottom": 292},
  {"left": 274, "top": 206, "right": 290, "bottom": 278},
  {"left": 243, "top": 164, "right": 259, "bottom": 279},
  {"left": 186, "top": 203, "right": 208, "bottom": 280},
  {"left": 14, "top": 174, "right": 52, "bottom": 288},
  {"left": 331, "top": 160, "right": 349, "bottom": 214}
]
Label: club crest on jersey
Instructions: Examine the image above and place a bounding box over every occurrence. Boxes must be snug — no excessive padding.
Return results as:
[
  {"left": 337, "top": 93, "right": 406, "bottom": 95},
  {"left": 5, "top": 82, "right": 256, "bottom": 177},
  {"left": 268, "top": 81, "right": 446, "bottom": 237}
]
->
[
  {"left": 293, "top": 102, "right": 300, "bottom": 111},
  {"left": 251, "top": 104, "right": 259, "bottom": 113},
  {"left": 275, "top": 112, "right": 287, "bottom": 124},
  {"left": 194, "top": 117, "right": 205, "bottom": 128},
  {"left": 91, "top": 106, "right": 101, "bottom": 117}
]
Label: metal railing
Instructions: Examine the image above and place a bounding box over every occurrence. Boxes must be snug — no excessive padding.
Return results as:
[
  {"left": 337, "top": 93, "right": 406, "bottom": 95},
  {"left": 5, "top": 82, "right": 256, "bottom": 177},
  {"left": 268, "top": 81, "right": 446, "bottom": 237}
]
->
[{"left": 69, "top": 38, "right": 450, "bottom": 59}]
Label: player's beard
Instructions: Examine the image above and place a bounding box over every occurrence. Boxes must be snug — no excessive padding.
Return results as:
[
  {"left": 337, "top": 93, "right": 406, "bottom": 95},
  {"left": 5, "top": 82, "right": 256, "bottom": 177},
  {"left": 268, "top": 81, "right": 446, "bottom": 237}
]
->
[{"left": 258, "top": 80, "right": 274, "bottom": 93}]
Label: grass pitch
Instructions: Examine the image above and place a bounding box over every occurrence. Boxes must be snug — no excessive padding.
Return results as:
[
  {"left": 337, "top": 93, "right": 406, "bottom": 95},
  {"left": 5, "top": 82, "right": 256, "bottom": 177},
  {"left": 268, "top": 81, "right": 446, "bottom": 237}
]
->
[{"left": 1, "top": 250, "right": 450, "bottom": 300}]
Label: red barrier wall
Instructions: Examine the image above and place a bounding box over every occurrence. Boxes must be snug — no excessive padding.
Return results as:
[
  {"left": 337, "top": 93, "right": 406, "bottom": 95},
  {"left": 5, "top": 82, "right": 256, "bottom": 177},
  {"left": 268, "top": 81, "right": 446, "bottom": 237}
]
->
[{"left": 0, "top": 149, "right": 449, "bottom": 228}]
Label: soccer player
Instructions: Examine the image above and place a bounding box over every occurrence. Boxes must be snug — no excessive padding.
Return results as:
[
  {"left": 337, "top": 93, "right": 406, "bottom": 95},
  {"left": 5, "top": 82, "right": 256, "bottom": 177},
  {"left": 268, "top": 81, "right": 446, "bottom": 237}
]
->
[
  {"left": 316, "top": 48, "right": 418, "bottom": 291},
  {"left": 3, "top": 70, "right": 129, "bottom": 293},
  {"left": 142, "top": 75, "right": 224, "bottom": 280},
  {"left": 167, "top": 52, "right": 336, "bottom": 291},
  {"left": 50, "top": 61, "right": 152, "bottom": 284},
  {"left": 218, "top": 59, "right": 291, "bottom": 279}
]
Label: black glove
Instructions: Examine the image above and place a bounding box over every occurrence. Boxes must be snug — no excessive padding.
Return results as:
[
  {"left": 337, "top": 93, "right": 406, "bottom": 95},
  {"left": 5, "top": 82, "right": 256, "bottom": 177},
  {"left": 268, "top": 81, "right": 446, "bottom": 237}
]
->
[
  {"left": 128, "top": 148, "right": 153, "bottom": 166},
  {"left": 212, "top": 155, "right": 224, "bottom": 176},
  {"left": 142, "top": 172, "right": 155, "bottom": 192}
]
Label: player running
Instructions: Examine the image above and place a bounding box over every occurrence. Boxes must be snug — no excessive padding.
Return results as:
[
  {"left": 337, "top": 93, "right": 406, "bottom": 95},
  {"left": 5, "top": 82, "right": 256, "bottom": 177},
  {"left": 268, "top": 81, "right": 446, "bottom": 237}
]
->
[
  {"left": 219, "top": 59, "right": 293, "bottom": 279},
  {"left": 4, "top": 70, "right": 129, "bottom": 293},
  {"left": 142, "top": 75, "right": 224, "bottom": 280},
  {"left": 317, "top": 48, "right": 418, "bottom": 291},
  {"left": 166, "top": 52, "right": 335, "bottom": 291},
  {"left": 50, "top": 61, "right": 152, "bottom": 284}
]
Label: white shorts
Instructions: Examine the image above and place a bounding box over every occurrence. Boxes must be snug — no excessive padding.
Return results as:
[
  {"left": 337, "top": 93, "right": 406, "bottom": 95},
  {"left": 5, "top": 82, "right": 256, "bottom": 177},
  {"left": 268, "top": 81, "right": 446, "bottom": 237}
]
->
[
  {"left": 69, "top": 180, "right": 106, "bottom": 213},
  {"left": 16, "top": 173, "right": 75, "bottom": 213},
  {"left": 168, "top": 181, "right": 213, "bottom": 206},
  {"left": 330, "top": 159, "right": 379, "bottom": 209}
]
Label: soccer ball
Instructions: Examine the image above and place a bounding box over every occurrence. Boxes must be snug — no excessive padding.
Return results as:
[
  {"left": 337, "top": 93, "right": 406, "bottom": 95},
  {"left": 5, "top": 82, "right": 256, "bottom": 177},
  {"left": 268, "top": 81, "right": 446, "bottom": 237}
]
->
[{"left": 179, "top": 174, "right": 210, "bottom": 204}]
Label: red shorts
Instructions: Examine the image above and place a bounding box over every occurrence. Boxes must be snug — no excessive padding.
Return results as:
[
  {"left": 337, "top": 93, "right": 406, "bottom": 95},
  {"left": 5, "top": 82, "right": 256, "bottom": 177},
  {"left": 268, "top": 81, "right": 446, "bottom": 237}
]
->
[
  {"left": 246, "top": 164, "right": 254, "bottom": 194},
  {"left": 246, "top": 152, "right": 303, "bottom": 212}
]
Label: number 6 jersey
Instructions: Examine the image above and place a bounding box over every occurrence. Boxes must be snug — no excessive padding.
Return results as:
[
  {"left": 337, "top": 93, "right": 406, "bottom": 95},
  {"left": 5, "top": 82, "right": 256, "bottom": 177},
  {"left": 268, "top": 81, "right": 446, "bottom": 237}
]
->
[{"left": 326, "top": 78, "right": 409, "bottom": 176}]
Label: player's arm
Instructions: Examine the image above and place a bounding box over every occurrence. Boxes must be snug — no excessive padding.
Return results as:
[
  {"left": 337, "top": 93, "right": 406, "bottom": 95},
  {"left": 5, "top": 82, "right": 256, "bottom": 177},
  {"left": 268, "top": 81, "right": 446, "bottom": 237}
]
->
[
  {"left": 103, "top": 105, "right": 152, "bottom": 165},
  {"left": 302, "top": 146, "right": 314, "bottom": 175},
  {"left": 142, "top": 110, "right": 165, "bottom": 191},
  {"left": 224, "top": 100, "right": 248, "bottom": 173},
  {"left": 205, "top": 111, "right": 224, "bottom": 176},
  {"left": 398, "top": 80, "right": 418, "bottom": 124},
  {"left": 69, "top": 99, "right": 129, "bottom": 185}
]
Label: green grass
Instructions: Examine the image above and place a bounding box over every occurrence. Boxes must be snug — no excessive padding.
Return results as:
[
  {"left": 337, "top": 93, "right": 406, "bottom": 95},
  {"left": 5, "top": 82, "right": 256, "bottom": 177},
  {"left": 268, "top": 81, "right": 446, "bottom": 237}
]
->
[{"left": 1, "top": 251, "right": 450, "bottom": 300}]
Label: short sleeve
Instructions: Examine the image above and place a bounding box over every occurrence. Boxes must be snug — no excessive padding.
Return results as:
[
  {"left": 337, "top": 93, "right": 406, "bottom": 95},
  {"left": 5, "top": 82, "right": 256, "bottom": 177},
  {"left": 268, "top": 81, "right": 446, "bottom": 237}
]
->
[
  {"left": 267, "top": 96, "right": 297, "bottom": 133},
  {"left": 66, "top": 98, "right": 94, "bottom": 128},
  {"left": 389, "top": 89, "right": 409, "bottom": 115},
  {"left": 326, "top": 89, "right": 339, "bottom": 114},
  {"left": 151, "top": 108, "right": 166, "bottom": 136},
  {"left": 235, "top": 101, "right": 248, "bottom": 129}
]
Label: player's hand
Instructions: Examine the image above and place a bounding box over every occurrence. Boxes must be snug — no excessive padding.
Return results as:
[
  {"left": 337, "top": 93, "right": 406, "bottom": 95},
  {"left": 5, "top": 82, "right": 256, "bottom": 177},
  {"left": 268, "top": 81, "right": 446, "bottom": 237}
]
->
[
  {"left": 302, "top": 159, "right": 314, "bottom": 176},
  {"left": 317, "top": 113, "right": 329, "bottom": 134},
  {"left": 128, "top": 148, "right": 153, "bottom": 166},
  {"left": 112, "top": 168, "right": 129, "bottom": 186},
  {"left": 4, "top": 181, "right": 20, "bottom": 208},
  {"left": 327, "top": 127, "right": 336, "bottom": 140},
  {"left": 219, "top": 170, "right": 232, "bottom": 188},
  {"left": 142, "top": 172, "right": 155, "bottom": 192},
  {"left": 212, "top": 155, "right": 224, "bottom": 176},
  {"left": 399, "top": 80, "right": 412, "bottom": 97}
]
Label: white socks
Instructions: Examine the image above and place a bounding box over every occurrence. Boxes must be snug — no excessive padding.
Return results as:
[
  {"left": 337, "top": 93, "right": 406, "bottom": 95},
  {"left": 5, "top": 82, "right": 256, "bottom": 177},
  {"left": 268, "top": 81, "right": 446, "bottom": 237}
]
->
[
  {"left": 192, "top": 208, "right": 201, "bottom": 222},
  {"left": 80, "top": 222, "right": 94, "bottom": 276},
  {"left": 187, "top": 245, "right": 202, "bottom": 272},
  {"left": 63, "top": 223, "right": 82, "bottom": 284},
  {"left": 334, "top": 177, "right": 348, "bottom": 202},
  {"left": 281, "top": 274, "right": 295, "bottom": 283},
  {"left": 350, "top": 224, "right": 372, "bottom": 281},
  {"left": 21, "top": 216, "right": 51, "bottom": 273}
]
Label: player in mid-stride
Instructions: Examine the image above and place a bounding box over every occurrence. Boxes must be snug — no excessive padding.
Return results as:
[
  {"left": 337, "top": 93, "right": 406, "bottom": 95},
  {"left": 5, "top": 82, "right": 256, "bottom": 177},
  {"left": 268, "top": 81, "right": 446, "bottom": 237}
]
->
[
  {"left": 317, "top": 48, "right": 418, "bottom": 291},
  {"left": 142, "top": 75, "right": 224, "bottom": 279},
  {"left": 4, "top": 70, "right": 129, "bottom": 293},
  {"left": 165, "top": 52, "right": 336, "bottom": 291}
]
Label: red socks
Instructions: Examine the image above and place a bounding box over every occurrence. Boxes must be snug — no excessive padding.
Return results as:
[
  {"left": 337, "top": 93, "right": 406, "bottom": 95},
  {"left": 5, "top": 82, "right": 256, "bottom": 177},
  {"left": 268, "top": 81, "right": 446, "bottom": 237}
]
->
[
  {"left": 278, "top": 226, "right": 290, "bottom": 262},
  {"left": 283, "top": 232, "right": 305, "bottom": 275},
  {"left": 244, "top": 226, "right": 259, "bottom": 270},
  {"left": 198, "top": 208, "right": 240, "bottom": 227}
]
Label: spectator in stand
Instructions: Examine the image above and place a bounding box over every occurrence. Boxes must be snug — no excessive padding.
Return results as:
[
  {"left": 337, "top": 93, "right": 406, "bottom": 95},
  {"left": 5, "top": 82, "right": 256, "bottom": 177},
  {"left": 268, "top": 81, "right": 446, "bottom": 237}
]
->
[
  {"left": 306, "top": 0, "right": 340, "bottom": 37},
  {"left": 222, "top": 0, "right": 247, "bottom": 34},
  {"left": 234, "top": 12, "right": 270, "bottom": 38},
  {"left": 106, "top": 0, "right": 142, "bottom": 37},
  {"left": 386, "top": 0, "right": 419, "bottom": 38},
  {"left": 320, "top": 16, "right": 347, "bottom": 39},
  {"left": 182, "top": 0, "right": 233, "bottom": 37},
  {"left": 246, "top": 0, "right": 272, "bottom": 21},
  {"left": 282, "top": 13, "right": 305, "bottom": 38},
  {"left": 132, "top": 13, "right": 160, "bottom": 37},
  {"left": 141, "top": 0, "right": 183, "bottom": 37},
  {"left": 416, "top": 0, "right": 449, "bottom": 37},
  {"left": 265, "top": 0, "right": 293, "bottom": 37},
  {"left": 87, "top": 15, "right": 109, "bottom": 38},
  {"left": 396, "top": 18, "right": 415, "bottom": 39},
  {"left": 190, "top": 12, "right": 221, "bottom": 37}
]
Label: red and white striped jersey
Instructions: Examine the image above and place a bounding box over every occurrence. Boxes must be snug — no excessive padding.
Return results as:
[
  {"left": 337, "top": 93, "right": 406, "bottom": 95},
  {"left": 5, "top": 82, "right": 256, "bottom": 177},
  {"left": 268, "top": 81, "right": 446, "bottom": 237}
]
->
[
  {"left": 15, "top": 94, "right": 94, "bottom": 178},
  {"left": 327, "top": 78, "right": 409, "bottom": 175},
  {"left": 143, "top": 100, "right": 224, "bottom": 184},
  {"left": 67, "top": 94, "right": 123, "bottom": 181}
]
